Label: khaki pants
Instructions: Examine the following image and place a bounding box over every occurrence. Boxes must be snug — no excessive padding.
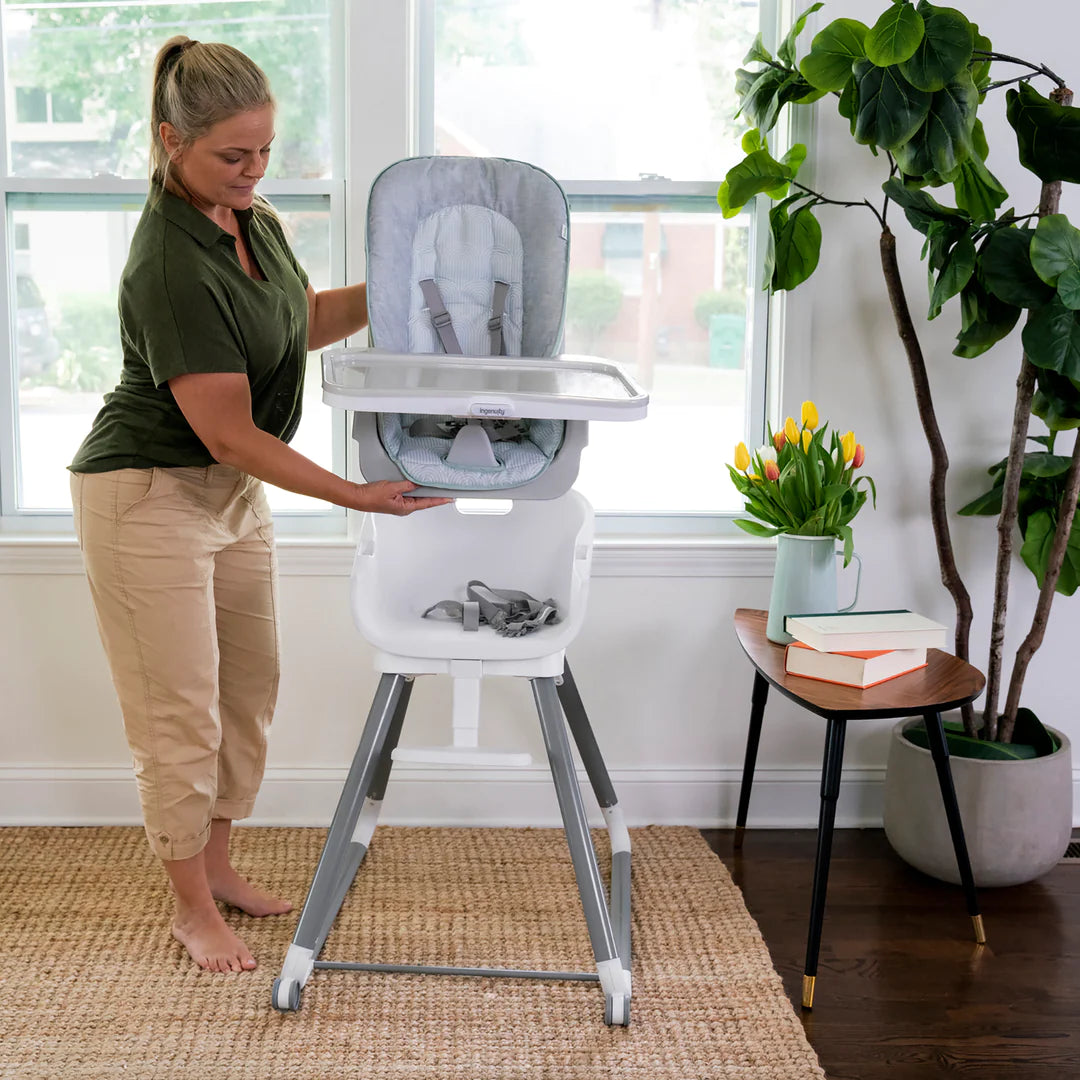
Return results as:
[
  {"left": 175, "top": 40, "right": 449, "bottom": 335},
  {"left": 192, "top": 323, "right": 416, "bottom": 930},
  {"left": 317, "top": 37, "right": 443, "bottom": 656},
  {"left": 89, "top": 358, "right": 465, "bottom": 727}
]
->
[{"left": 71, "top": 466, "right": 280, "bottom": 861}]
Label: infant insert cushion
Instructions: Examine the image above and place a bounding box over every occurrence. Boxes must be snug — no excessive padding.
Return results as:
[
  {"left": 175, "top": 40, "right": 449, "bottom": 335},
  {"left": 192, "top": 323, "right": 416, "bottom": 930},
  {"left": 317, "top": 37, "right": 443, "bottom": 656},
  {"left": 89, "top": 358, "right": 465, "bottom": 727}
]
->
[{"left": 377, "top": 203, "right": 563, "bottom": 490}]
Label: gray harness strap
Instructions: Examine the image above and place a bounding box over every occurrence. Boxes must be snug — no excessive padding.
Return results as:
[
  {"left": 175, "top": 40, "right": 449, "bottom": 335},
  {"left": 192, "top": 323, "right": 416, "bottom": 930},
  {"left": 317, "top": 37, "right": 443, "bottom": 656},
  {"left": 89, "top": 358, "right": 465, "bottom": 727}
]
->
[
  {"left": 422, "top": 580, "right": 560, "bottom": 637},
  {"left": 419, "top": 278, "right": 463, "bottom": 355},
  {"left": 488, "top": 280, "right": 510, "bottom": 356}
]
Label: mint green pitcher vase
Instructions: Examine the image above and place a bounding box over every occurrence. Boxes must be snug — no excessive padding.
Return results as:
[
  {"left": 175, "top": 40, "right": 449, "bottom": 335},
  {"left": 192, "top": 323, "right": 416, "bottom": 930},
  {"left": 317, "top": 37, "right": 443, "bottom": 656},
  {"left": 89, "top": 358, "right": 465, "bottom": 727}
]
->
[{"left": 766, "top": 533, "right": 862, "bottom": 644}]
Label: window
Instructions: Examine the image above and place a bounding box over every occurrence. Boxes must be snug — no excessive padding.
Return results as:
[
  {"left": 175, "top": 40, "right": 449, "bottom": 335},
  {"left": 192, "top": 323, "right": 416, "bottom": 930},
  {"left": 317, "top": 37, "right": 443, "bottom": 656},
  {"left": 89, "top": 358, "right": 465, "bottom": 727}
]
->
[
  {"left": 431, "top": 0, "right": 769, "bottom": 525},
  {"left": 0, "top": 0, "right": 341, "bottom": 529},
  {"left": 0, "top": 0, "right": 774, "bottom": 535}
]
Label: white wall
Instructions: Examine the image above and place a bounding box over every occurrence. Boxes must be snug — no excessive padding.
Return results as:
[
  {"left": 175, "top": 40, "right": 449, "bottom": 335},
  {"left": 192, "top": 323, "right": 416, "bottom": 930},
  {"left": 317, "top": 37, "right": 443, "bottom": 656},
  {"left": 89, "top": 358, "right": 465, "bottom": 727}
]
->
[{"left": 2, "top": 0, "right": 1078, "bottom": 829}]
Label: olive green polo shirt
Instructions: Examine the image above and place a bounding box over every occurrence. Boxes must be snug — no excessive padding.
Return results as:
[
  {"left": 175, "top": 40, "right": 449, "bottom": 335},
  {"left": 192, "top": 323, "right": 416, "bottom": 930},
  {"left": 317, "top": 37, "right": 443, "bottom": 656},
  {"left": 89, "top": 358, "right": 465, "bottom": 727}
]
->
[{"left": 70, "top": 185, "right": 310, "bottom": 473}]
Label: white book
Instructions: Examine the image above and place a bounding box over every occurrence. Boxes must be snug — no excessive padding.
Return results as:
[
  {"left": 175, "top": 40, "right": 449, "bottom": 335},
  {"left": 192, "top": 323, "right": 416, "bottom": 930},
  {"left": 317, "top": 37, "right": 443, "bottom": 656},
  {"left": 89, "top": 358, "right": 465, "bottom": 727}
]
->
[
  {"left": 784, "top": 642, "right": 928, "bottom": 688},
  {"left": 784, "top": 609, "right": 948, "bottom": 653}
]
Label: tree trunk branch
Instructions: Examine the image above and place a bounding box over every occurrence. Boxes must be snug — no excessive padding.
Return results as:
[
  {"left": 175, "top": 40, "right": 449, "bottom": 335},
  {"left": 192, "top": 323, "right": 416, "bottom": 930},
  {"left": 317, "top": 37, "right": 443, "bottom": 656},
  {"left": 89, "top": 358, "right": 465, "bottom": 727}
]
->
[
  {"left": 879, "top": 228, "right": 976, "bottom": 733},
  {"left": 986, "top": 86, "right": 1073, "bottom": 742},
  {"left": 1001, "top": 431, "right": 1080, "bottom": 742}
]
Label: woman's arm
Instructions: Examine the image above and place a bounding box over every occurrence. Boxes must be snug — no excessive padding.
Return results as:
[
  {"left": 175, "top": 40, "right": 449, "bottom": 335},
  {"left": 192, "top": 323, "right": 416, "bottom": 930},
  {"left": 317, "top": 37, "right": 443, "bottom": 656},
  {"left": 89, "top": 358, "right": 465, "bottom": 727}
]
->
[
  {"left": 306, "top": 282, "right": 368, "bottom": 351},
  {"left": 168, "top": 370, "right": 450, "bottom": 514}
]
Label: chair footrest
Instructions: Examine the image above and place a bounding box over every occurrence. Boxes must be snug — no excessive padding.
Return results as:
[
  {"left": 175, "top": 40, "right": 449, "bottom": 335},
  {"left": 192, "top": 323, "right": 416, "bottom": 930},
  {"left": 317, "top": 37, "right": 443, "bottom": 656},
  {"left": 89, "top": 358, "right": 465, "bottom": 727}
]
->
[{"left": 391, "top": 745, "right": 533, "bottom": 767}]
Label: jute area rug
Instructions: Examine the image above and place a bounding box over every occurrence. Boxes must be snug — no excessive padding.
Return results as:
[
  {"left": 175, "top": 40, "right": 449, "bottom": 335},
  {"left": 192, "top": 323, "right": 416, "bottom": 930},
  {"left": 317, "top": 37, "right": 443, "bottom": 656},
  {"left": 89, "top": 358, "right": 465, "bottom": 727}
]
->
[{"left": 0, "top": 825, "right": 824, "bottom": 1079}]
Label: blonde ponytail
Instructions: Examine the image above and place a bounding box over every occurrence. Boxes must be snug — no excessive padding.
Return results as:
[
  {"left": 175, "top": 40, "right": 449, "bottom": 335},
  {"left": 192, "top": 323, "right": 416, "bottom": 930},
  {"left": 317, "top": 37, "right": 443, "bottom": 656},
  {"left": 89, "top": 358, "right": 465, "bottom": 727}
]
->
[{"left": 149, "top": 35, "right": 276, "bottom": 216}]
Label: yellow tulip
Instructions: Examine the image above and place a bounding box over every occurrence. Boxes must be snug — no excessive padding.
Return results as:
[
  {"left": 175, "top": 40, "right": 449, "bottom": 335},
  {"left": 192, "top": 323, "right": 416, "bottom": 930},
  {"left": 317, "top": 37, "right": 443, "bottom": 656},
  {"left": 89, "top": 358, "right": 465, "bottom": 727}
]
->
[
  {"left": 841, "top": 430, "right": 856, "bottom": 462},
  {"left": 784, "top": 416, "right": 799, "bottom": 444},
  {"left": 801, "top": 429, "right": 812, "bottom": 452},
  {"left": 801, "top": 400, "right": 819, "bottom": 430},
  {"left": 734, "top": 441, "right": 751, "bottom": 472}
]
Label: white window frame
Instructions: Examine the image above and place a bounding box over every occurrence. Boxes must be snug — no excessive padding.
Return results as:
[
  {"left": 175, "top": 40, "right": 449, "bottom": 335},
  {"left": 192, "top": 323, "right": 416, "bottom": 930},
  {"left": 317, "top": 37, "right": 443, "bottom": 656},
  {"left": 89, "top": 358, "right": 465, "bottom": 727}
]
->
[{"left": 0, "top": 0, "right": 798, "bottom": 551}]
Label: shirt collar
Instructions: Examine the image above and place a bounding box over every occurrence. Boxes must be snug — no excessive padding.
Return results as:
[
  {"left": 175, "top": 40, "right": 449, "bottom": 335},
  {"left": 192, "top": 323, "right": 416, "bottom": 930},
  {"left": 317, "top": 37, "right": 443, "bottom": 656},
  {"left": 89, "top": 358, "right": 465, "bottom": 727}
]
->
[{"left": 149, "top": 182, "right": 253, "bottom": 249}]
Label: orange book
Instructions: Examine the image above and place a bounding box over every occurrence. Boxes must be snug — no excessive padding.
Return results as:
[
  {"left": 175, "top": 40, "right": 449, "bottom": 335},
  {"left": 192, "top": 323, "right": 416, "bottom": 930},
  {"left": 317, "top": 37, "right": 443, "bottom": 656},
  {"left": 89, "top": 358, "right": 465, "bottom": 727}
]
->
[{"left": 784, "top": 641, "right": 928, "bottom": 688}]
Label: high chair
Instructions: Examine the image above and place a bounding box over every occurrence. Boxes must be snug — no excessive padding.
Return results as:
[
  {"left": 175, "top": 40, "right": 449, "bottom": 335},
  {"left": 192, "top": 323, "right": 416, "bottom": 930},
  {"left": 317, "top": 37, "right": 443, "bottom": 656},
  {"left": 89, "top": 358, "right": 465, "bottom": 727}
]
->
[{"left": 272, "top": 156, "right": 647, "bottom": 1026}]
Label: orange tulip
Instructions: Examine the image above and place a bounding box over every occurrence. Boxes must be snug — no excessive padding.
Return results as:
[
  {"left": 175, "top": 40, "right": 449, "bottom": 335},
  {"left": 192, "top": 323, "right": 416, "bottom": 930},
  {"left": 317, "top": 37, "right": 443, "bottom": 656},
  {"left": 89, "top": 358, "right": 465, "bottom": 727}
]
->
[
  {"left": 773, "top": 430, "right": 786, "bottom": 451},
  {"left": 764, "top": 459, "right": 780, "bottom": 481},
  {"left": 853, "top": 444, "right": 865, "bottom": 469}
]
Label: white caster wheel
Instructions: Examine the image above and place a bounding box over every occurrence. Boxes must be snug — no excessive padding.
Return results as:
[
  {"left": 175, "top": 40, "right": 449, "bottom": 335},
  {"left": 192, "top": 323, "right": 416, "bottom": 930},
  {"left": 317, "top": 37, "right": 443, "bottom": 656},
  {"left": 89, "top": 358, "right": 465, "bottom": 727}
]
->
[
  {"left": 272, "top": 977, "right": 302, "bottom": 1012},
  {"left": 604, "top": 994, "right": 630, "bottom": 1027}
]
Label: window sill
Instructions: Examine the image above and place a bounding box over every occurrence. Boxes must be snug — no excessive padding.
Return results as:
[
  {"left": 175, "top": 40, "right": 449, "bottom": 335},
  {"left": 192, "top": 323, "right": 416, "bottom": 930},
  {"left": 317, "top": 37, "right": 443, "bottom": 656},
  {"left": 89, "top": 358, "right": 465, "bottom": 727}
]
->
[{"left": 0, "top": 533, "right": 777, "bottom": 578}]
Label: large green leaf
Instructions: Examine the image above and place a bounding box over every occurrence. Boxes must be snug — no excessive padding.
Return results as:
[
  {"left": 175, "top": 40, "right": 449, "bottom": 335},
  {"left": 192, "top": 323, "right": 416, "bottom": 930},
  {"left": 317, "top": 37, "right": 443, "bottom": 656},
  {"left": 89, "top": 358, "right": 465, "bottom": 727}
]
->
[
  {"left": 772, "top": 205, "right": 823, "bottom": 292},
  {"left": 1012, "top": 708, "right": 1060, "bottom": 757},
  {"left": 778, "top": 2, "right": 824, "bottom": 67},
  {"left": 865, "top": 1, "right": 925, "bottom": 67},
  {"left": 971, "top": 117, "right": 989, "bottom": 160},
  {"left": 1029, "top": 214, "right": 1080, "bottom": 286},
  {"left": 958, "top": 485, "right": 1002, "bottom": 516},
  {"left": 737, "top": 66, "right": 792, "bottom": 130},
  {"left": 952, "top": 154, "right": 1008, "bottom": 222},
  {"left": 837, "top": 75, "right": 859, "bottom": 135},
  {"left": 882, "top": 176, "right": 968, "bottom": 235},
  {"left": 743, "top": 33, "right": 774, "bottom": 66},
  {"left": 905, "top": 722, "right": 1039, "bottom": 759},
  {"left": 894, "top": 69, "right": 978, "bottom": 177},
  {"left": 717, "top": 149, "right": 794, "bottom": 217},
  {"left": 952, "top": 276, "right": 1021, "bottom": 358},
  {"left": 899, "top": 2, "right": 974, "bottom": 92},
  {"left": 1006, "top": 81, "right": 1080, "bottom": 185},
  {"left": 1022, "top": 296, "right": 1080, "bottom": 379},
  {"left": 969, "top": 28, "right": 992, "bottom": 91},
  {"left": 1058, "top": 266, "right": 1080, "bottom": 310},
  {"left": 1033, "top": 369, "right": 1080, "bottom": 431},
  {"left": 928, "top": 233, "right": 976, "bottom": 318},
  {"left": 854, "top": 60, "right": 933, "bottom": 149},
  {"left": 1020, "top": 507, "right": 1080, "bottom": 595},
  {"left": 800, "top": 18, "right": 870, "bottom": 92},
  {"left": 980, "top": 227, "right": 1055, "bottom": 308},
  {"left": 1022, "top": 452, "right": 1074, "bottom": 478}
]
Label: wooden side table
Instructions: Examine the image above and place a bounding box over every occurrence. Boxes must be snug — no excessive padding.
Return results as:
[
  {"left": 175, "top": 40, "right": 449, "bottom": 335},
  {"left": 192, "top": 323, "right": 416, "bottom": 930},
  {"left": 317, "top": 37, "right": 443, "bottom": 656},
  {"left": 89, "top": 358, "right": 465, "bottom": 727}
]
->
[{"left": 732, "top": 608, "right": 987, "bottom": 1009}]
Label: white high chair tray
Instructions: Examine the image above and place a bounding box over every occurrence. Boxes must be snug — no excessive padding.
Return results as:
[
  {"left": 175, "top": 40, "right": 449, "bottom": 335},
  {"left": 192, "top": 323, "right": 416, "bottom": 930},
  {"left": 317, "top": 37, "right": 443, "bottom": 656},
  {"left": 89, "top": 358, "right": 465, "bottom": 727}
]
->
[{"left": 322, "top": 349, "right": 648, "bottom": 421}]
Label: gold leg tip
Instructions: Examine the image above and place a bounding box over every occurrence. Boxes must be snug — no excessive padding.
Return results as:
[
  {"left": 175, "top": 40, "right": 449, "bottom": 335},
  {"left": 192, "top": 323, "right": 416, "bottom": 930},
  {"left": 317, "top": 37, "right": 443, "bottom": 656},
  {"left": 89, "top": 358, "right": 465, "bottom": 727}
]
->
[
  {"left": 972, "top": 914, "right": 986, "bottom": 945},
  {"left": 734, "top": 825, "right": 745, "bottom": 850},
  {"left": 801, "top": 974, "right": 815, "bottom": 1009}
]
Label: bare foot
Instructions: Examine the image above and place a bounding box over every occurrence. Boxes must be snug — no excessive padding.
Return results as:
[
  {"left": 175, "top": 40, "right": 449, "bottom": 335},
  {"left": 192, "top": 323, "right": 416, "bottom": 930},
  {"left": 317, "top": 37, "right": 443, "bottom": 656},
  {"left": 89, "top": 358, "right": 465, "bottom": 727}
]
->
[
  {"left": 172, "top": 904, "right": 258, "bottom": 972},
  {"left": 206, "top": 865, "right": 293, "bottom": 917}
]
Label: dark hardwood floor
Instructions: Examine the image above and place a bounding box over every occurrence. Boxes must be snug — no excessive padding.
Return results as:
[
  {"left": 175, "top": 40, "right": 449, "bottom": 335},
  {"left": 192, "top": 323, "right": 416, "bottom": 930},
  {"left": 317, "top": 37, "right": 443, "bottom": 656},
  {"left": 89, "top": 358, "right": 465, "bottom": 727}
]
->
[{"left": 701, "top": 828, "right": 1080, "bottom": 1080}]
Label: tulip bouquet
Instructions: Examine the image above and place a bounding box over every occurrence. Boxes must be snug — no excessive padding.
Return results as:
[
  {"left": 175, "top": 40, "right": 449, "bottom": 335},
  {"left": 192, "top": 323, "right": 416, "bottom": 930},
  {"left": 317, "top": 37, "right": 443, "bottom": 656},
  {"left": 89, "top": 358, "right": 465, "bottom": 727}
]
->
[{"left": 727, "top": 400, "right": 875, "bottom": 565}]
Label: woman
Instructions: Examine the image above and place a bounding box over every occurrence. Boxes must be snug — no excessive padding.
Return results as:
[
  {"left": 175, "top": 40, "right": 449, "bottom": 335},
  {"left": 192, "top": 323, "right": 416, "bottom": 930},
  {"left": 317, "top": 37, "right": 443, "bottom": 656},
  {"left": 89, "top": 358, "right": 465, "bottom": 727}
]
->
[{"left": 69, "top": 36, "right": 448, "bottom": 974}]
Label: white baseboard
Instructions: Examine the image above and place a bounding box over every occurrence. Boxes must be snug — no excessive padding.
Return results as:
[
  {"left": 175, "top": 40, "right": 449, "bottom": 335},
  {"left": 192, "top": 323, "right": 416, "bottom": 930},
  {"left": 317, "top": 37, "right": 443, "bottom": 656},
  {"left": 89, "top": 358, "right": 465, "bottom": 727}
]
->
[
  {"left": 5, "top": 764, "right": 1077, "bottom": 830},
  {"left": 0, "top": 764, "right": 886, "bottom": 828}
]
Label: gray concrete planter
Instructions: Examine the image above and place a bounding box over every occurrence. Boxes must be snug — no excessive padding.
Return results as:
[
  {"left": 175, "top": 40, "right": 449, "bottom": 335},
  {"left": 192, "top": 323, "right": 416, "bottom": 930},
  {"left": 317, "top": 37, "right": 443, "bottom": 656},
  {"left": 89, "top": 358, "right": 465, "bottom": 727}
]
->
[{"left": 883, "top": 718, "right": 1073, "bottom": 888}]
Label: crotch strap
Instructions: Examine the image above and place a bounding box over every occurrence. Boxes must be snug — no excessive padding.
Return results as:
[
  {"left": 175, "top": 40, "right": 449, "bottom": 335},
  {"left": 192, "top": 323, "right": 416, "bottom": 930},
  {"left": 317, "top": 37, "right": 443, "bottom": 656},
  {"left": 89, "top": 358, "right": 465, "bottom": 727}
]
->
[{"left": 422, "top": 580, "right": 561, "bottom": 637}]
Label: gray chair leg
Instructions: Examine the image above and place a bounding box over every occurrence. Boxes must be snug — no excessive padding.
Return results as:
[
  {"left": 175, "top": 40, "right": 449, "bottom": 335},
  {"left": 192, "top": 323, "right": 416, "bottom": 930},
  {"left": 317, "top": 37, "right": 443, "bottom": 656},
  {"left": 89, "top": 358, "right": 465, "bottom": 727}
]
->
[
  {"left": 273, "top": 673, "right": 411, "bottom": 1011},
  {"left": 557, "top": 662, "right": 631, "bottom": 976},
  {"left": 532, "top": 675, "right": 631, "bottom": 1024}
]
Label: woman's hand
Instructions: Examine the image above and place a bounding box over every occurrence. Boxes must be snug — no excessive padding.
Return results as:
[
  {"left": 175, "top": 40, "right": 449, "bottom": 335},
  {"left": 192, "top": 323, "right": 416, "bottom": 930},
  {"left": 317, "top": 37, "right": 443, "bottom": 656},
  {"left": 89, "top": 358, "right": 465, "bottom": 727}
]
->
[{"left": 354, "top": 479, "right": 453, "bottom": 515}]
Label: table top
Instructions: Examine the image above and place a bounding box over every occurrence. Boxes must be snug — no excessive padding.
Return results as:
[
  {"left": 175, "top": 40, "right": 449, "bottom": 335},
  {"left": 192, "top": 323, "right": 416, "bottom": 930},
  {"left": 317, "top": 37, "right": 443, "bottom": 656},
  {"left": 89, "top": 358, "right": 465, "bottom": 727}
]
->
[
  {"left": 321, "top": 349, "right": 649, "bottom": 420},
  {"left": 734, "top": 608, "right": 985, "bottom": 720}
]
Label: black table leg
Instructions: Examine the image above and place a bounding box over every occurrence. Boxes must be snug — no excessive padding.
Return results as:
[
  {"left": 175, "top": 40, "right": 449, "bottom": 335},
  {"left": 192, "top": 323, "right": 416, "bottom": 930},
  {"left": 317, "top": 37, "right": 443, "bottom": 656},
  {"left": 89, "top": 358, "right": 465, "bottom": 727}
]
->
[
  {"left": 735, "top": 671, "right": 769, "bottom": 850},
  {"left": 803, "top": 715, "right": 847, "bottom": 1009},
  {"left": 922, "top": 709, "right": 986, "bottom": 944}
]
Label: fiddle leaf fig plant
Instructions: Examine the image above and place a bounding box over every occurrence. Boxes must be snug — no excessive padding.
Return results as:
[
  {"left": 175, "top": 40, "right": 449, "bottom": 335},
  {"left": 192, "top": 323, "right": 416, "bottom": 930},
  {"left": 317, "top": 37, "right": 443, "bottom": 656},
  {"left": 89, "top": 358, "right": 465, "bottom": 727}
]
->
[{"left": 721, "top": 0, "right": 1080, "bottom": 749}]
